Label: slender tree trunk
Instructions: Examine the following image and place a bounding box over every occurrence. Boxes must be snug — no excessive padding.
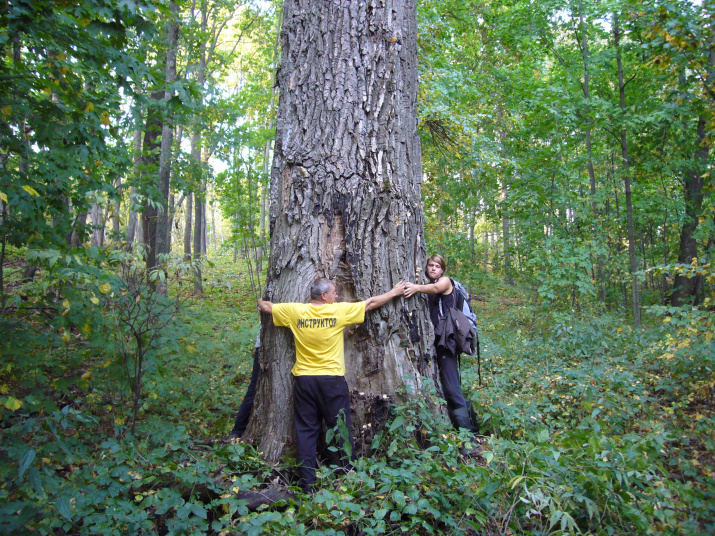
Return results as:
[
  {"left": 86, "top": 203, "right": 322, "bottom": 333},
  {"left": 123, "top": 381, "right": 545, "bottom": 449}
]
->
[
  {"left": 201, "top": 192, "right": 207, "bottom": 255},
  {"left": 90, "top": 202, "right": 104, "bottom": 247},
  {"left": 184, "top": 192, "right": 193, "bottom": 261},
  {"left": 155, "top": 2, "right": 179, "bottom": 275},
  {"left": 126, "top": 125, "right": 143, "bottom": 246},
  {"left": 247, "top": 0, "right": 435, "bottom": 464},
  {"left": 483, "top": 228, "right": 489, "bottom": 271},
  {"left": 211, "top": 199, "right": 216, "bottom": 249},
  {"left": 614, "top": 13, "right": 640, "bottom": 326},
  {"left": 191, "top": 133, "right": 203, "bottom": 294},
  {"left": 141, "top": 91, "right": 164, "bottom": 270},
  {"left": 191, "top": 1, "right": 208, "bottom": 292},
  {"left": 111, "top": 177, "right": 121, "bottom": 246},
  {"left": 578, "top": 0, "right": 605, "bottom": 302},
  {"left": 501, "top": 180, "right": 513, "bottom": 284}
]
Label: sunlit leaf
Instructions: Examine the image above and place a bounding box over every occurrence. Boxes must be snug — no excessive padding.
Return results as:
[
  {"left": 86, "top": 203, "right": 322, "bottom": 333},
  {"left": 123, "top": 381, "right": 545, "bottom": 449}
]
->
[
  {"left": 4, "top": 396, "right": 23, "bottom": 411},
  {"left": 22, "top": 185, "right": 40, "bottom": 197}
]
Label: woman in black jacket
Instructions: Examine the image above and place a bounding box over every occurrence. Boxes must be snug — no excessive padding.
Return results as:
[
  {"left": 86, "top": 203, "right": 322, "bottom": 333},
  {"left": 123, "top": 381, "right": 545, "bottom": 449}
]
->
[{"left": 404, "top": 255, "right": 478, "bottom": 441}]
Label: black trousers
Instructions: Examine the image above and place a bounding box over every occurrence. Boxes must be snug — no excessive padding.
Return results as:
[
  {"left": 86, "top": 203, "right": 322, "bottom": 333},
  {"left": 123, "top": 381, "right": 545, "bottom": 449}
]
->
[
  {"left": 437, "top": 350, "right": 477, "bottom": 433},
  {"left": 293, "top": 375, "right": 355, "bottom": 491},
  {"left": 437, "top": 351, "right": 468, "bottom": 411},
  {"left": 231, "top": 348, "right": 259, "bottom": 437}
]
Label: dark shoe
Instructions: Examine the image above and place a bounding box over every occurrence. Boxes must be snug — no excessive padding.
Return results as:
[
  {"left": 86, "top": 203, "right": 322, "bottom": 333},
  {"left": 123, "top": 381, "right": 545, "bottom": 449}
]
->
[
  {"left": 300, "top": 484, "right": 317, "bottom": 495},
  {"left": 449, "top": 406, "right": 480, "bottom": 434},
  {"left": 459, "top": 439, "right": 482, "bottom": 457},
  {"left": 228, "top": 430, "right": 241, "bottom": 440},
  {"left": 459, "top": 445, "right": 480, "bottom": 457}
]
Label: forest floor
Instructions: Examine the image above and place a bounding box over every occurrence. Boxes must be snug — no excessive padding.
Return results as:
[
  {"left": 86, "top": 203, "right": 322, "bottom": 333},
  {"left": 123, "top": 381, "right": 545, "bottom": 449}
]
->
[{"left": 1, "top": 250, "right": 714, "bottom": 535}]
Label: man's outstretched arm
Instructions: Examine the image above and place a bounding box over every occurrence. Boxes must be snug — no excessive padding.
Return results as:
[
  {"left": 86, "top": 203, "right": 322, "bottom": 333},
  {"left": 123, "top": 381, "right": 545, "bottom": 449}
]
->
[
  {"left": 365, "top": 282, "right": 405, "bottom": 311},
  {"left": 258, "top": 299, "right": 273, "bottom": 315}
]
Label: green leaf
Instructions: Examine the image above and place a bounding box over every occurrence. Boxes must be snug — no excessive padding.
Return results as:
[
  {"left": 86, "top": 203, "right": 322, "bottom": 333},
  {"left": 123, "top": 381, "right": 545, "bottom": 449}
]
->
[
  {"left": 3, "top": 396, "right": 23, "bottom": 411},
  {"left": 388, "top": 415, "right": 405, "bottom": 432},
  {"left": 18, "top": 449, "right": 36, "bottom": 478},
  {"left": 57, "top": 496, "right": 72, "bottom": 521},
  {"left": 190, "top": 502, "right": 207, "bottom": 519}
]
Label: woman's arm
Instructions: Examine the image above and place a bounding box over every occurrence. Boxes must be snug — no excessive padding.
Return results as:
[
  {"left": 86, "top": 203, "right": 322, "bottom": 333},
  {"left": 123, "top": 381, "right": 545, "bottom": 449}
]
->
[
  {"left": 365, "top": 281, "right": 405, "bottom": 311},
  {"left": 404, "top": 276, "right": 451, "bottom": 298}
]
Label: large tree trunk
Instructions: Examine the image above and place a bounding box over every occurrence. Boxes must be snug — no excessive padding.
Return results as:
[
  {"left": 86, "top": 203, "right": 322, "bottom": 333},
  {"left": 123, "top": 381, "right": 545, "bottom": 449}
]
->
[
  {"left": 246, "top": 0, "right": 435, "bottom": 464},
  {"left": 671, "top": 48, "right": 713, "bottom": 306}
]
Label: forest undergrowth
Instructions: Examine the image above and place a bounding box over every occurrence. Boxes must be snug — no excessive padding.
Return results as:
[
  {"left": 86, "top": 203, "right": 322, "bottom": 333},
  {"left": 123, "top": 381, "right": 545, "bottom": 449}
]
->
[{"left": 1, "top": 248, "right": 714, "bottom": 535}]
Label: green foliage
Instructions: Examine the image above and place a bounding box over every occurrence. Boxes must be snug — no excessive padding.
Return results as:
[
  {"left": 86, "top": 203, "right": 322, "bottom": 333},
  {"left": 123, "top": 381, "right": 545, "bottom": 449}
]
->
[
  {"left": 3, "top": 249, "right": 715, "bottom": 535},
  {"left": 0, "top": 1, "right": 155, "bottom": 254}
]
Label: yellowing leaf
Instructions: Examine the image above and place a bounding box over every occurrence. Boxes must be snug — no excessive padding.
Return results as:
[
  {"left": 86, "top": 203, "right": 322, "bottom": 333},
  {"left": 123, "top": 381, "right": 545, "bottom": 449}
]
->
[
  {"left": 85, "top": 102, "right": 95, "bottom": 112},
  {"left": 0, "top": 106, "right": 11, "bottom": 118},
  {"left": 61, "top": 330, "right": 70, "bottom": 343},
  {"left": 186, "top": 345, "right": 197, "bottom": 354},
  {"left": 98, "top": 283, "right": 111, "bottom": 294},
  {"left": 81, "top": 371, "right": 92, "bottom": 380},
  {"left": 62, "top": 299, "right": 70, "bottom": 310},
  {"left": 0, "top": 191, "right": 7, "bottom": 204},
  {"left": 4, "top": 396, "right": 23, "bottom": 411},
  {"left": 55, "top": 53, "right": 67, "bottom": 61},
  {"left": 100, "top": 111, "right": 110, "bottom": 126},
  {"left": 90, "top": 297, "right": 99, "bottom": 305},
  {"left": 0, "top": 385, "right": 7, "bottom": 394},
  {"left": 22, "top": 185, "right": 40, "bottom": 197}
]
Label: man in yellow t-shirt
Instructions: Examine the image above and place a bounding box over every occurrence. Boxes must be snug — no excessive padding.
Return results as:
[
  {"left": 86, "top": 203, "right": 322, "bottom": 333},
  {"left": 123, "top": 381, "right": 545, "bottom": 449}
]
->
[{"left": 258, "top": 278, "right": 405, "bottom": 492}]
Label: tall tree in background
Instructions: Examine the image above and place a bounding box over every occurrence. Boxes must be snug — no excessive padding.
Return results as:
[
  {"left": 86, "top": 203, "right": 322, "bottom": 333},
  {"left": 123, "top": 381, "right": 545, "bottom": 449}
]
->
[
  {"left": 614, "top": 12, "right": 641, "bottom": 326},
  {"left": 154, "top": 1, "right": 180, "bottom": 273},
  {"left": 246, "top": 0, "right": 436, "bottom": 463}
]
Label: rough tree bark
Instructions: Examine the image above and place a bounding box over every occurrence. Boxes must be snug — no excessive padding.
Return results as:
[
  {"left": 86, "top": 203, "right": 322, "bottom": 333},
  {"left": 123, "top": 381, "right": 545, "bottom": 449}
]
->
[{"left": 244, "top": 0, "right": 436, "bottom": 464}]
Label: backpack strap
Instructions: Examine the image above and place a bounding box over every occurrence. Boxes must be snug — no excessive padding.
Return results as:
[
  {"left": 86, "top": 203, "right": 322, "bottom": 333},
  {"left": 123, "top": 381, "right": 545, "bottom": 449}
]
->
[
  {"left": 437, "top": 278, "right": 455, "bottom": 319},
  {"left": 450, "top": 278, "right": 467, "bottom": 312}
]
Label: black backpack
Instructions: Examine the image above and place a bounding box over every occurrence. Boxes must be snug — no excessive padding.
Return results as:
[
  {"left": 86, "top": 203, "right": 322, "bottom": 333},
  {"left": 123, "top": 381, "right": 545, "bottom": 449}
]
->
[{"left": 443, "top": 278, "right": 482, "bottom": 387}]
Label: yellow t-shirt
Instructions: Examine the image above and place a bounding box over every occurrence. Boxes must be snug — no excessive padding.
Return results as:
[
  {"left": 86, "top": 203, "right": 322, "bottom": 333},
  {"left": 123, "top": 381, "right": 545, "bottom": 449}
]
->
[{"left": 272, "top": 301, "right": 366, "bottom": 376}]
